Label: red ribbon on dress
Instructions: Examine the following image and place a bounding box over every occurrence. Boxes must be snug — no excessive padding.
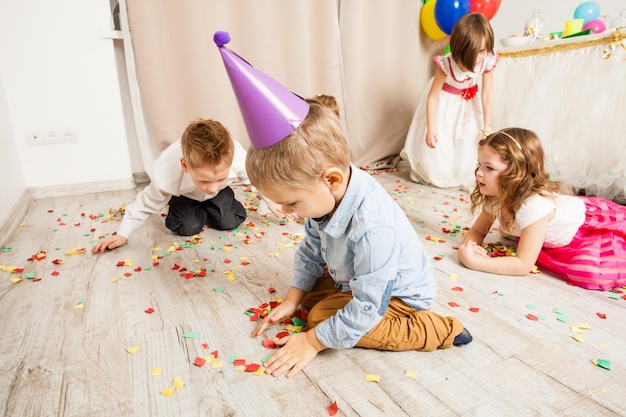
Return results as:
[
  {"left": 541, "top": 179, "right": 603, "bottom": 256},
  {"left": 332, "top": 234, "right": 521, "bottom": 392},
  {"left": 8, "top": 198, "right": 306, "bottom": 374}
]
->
[{"left": 442, "top": 83, "right": 478, "bottom": 101}]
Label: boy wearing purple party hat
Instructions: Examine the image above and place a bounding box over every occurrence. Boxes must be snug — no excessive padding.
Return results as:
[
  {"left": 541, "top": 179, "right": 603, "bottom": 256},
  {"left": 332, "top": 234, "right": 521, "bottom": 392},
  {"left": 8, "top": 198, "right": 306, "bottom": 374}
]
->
[{"left": 215, "top": 31, "right": 471, "bottom": 378}]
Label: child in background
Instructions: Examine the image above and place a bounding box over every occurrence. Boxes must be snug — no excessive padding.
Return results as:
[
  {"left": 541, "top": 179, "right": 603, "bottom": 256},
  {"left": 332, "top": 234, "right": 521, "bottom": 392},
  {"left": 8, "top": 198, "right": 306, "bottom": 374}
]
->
[
  {"left": 458, "top": 128, "right": 626, "bottom": 290},
  {"left": 247, "top": 100, "right": 472, "bottom": 378},
  {"left": 92, "top": 119, "right": 283, "bottom": 253},
  {"left": 401, "top": 12, "right": 498, "bottom": 191}
]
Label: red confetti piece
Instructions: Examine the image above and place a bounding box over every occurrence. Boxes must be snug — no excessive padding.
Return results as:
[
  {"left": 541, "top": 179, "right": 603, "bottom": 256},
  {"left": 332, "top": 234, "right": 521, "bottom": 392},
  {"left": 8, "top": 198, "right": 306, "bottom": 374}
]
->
[
  {"left": 263, "top": 338, "right": 276, "bottom": 349},
  {"left": 268, "top": 287, "right": 276, "bottom": 293},
  {"left": 32, "top": 278, "right": 42, "bottom": 282},
  {"left": 224, "top": 258, "right": 232, "bottom": 264},
  {"left": 276, "top": 331, "right": 290, "bottom": 339},
  {"left": 172, "top": 263, "right": 180, "bottom": 270},
  {"left": 211, "top": 350, "right": 219, "bottom": 358},
  {"left": 249, "top": 312, "right": 259, "bottom": 322},
  {"left": 596, "top": 312, "right": 607, "bottom": 319},
  {"left": 134, "top": 266, "right": 142, "bottom": 272},
  {"left": 527, "top": 313, "right": 539, "bottom": 321},
  {"left": 193, "top": 357, "right": 206, "bottom": 367},
  {"left": 451, "top": 286, "right": 464, "bottom": 292},
  {"left": 233, "top": 359, "right": 245, "bottom": 366},
  {"left": 51, "top": 271, "right": 60, "bottom": 276},
  {"left": 327, "top": 401, "right": 338, "bottom": 416},
  {"left": 116, "top": 261, "right": 125, "bottom": 267},
  {"left": 145, "top": 307, "right": 154, "bottom": 314},
  {"left": 469, "top": 307, "right": 480, "bottom": 313},
  {"left": 448, "top": 301, "right": 459, "bottom": 307},
  {"left": 202, "top": 343, "right": 209, "bottom": 350},
  {"left": 245, "top": 363, "right": 260, "bottom": 372}
]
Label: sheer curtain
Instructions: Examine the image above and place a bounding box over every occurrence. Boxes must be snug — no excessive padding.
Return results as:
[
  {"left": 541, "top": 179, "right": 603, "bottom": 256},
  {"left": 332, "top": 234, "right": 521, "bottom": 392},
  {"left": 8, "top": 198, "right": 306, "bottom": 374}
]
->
[{"left": 121, "top": 0, "right": 437, "bottom": 171}]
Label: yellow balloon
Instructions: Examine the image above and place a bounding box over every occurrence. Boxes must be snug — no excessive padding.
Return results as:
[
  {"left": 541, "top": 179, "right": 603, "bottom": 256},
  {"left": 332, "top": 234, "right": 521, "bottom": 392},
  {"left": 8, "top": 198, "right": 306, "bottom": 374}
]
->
[{"left": 420, "top": 0, "right": 446, "bottom": 41}]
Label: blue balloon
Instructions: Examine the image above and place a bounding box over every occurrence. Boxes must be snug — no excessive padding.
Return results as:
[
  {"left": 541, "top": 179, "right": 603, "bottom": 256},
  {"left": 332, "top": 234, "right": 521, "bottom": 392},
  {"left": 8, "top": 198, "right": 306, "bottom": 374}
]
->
[
  {"left": 434, "top": 0, "right": 471, "bottom": 35},
  {"left": 574, "top": 1, "right": 600, "bottom": 24}
]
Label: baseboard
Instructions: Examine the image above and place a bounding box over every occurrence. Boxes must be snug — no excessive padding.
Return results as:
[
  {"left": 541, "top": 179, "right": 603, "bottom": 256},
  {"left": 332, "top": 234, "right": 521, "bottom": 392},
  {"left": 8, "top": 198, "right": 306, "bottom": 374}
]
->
[
  {"left": 30, "top": 177, "right": 137, "bottom": 199},
  {"left": 0, "top": 189, "right": 33, "bottom": 250}
]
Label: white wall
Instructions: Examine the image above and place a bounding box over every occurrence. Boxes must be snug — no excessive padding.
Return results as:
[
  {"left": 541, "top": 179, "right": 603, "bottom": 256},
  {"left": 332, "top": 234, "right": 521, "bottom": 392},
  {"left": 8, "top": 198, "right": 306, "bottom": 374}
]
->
[{"left": 0, "top": 73, "right": 27, "bottom": 227}]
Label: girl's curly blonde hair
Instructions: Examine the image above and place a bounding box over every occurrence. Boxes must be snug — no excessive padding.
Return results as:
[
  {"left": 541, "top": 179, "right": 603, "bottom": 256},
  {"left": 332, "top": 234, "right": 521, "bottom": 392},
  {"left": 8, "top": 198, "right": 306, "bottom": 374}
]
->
[{"left": 469, "top": 128, "right": 561, "bottom": 230}]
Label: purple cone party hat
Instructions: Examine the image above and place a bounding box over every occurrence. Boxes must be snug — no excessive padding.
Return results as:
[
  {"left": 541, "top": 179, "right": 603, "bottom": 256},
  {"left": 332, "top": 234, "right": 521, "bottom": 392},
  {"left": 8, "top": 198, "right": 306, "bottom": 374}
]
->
[{"left": 213, "top": 31, "right": 309, "bottom": 149}]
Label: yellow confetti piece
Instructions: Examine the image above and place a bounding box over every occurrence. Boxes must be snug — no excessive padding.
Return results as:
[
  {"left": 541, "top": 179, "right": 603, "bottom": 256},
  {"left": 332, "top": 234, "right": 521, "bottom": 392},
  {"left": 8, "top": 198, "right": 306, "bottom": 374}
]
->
[
  {"left": 226, "top": 272, "right": 235, "bottom": 282},
  {"left": 167, "top": 245, "right": 176, "bottom": 252},
  {"left": 233, "top": 366, "right": 245, "bottom": 371},
  {"left": 1, "top": 265, "right": 19, "bottom": 272},
  {"left": 571, "top": 324, "right": 592, "bottom": 333},
  {"left": 253, "top": 367, "right": 266, "bottom": 376},
  {"left": 126, "top": 345, "right": 141, "bottom": 354},
  {"left": 572, "top": 335, "right": 586, "bottom": 343},
  {"left": 65, "top": 248, "right": 77, "bottom": 256},
  {"left": 150, "top": 367, "right": 162, "bottom": 376},
  {"left": 212, "top": 360, "right": 224, "bottom": 368},
  {"left": 74, "top": 301, "right": 84, "bottom": 309},
  {"left": 124, "top": 259, "right": 134, "bottom": 266},
  {"left": 109, "top": 277, "right": 118, "bottom": 283},
  {"left": 223, "top": 246, "right": 232, "bottom": 252},
  {"left": 204, "top": 354, "right": 215, "bottom": 363},
  {"left": 10, "top": 278, "right": 21, "bottom": 284},
  {"left": 448, "top": 273, "right": 458, "bottom": 280},
  {"left": 597, "top": 343, "right": 610, "bottom": 348},
  {"left": 143, "top": 231, "right": 149, "bottom": 236},
  {"left": 172, "top": 377, "right": 185, "bottom": 389},
  {"left": 405, "top": 369, "right": 418, "bottom": 379},
  {"left": 365, "top": 374, "right": 380, "bottom": 383},
  {"left": 239, "top": 257, "right": 248, "bottom": 261},
  {"left": 152, "top": 247, "right": 161, "bottom": 251},
  {"left": 160, "top": 387, "right": 175, "bottom": 397}
]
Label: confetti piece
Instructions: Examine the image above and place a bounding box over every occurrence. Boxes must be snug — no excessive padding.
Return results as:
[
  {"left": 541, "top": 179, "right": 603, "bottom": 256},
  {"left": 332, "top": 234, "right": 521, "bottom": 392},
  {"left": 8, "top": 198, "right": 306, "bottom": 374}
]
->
[
  {"left": 451, "top": 286, "right": 464, "bottom": 292},
  {"left": 212, "top": 360, "right": 224, "bottom": 368},
  {"left": 592, "top": 359, "right": 611, "bottom": 370},
  {"left": 365, "top": 374, "right": 380, "bottom": 383},
  {"left": 405, "top": 369, "right": 418, "bottom": 379},
  {"left": 327, "top": 401, "right": 338, "bottom": 416},
  {"left": 10, "top": 278, "right": 21, "bottom": 284},
  {"left": 194, "top": 357, "right": 206, "bottom": 367},
  {"left": 245, "top": 364, "right": 261, "bottom": 372},
  {"left": 145, "top": 307, "right": 155, "bottom": 314},
  {"left": 126, "top": 345, "right": 141, "bottom": 354},
  {"left": 596, "top": 312, "right": 607, "bottom": 319},
  {"left": 469, "top": 307, "right": 480, "bottom": 313},
  {"left": 214, "top": 287, "right": 224, "bottom": 293},
  {"left": 160, "top": 387, "right": 174, "bottom": 397},
  {"left": 172, "top": 377, "right": 185, "bottom": 389},
  {"left": 150, "top": 367, "right": 162, "bottom": 376},
  {"left": 447, "top": 301, "right": 459, "bottom": 307},
  {"left": 74, "top": 300, "right": 84, "bottom": 309},
  {"left": 527, "top": 313, "right": 539, "bottom": 321},
  {"left": 448, "top": 273, "right": 458, "bottom": 280},
  {"left": 571, "top": 324, "right": 592, "bottom": 333},
  {"left": 525, "top": 304, "right": 537, "bottom": 309},
  {"left": 183, "top": 331, "right": 201, "bottom": 339},
  {"left": 263, "top": 338, "right": 276, "bottom": 349}
]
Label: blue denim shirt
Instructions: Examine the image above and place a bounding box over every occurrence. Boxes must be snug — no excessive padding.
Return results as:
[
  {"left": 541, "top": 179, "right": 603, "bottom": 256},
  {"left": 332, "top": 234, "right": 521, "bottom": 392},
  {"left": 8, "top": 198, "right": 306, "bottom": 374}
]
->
[{"left": 292, "top": 165, "right": 436, "bottom": 348}]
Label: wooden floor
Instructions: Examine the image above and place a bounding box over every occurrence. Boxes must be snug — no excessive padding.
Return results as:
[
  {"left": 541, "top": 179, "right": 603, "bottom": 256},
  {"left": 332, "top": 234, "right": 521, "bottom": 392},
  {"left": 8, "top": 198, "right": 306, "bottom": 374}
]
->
[{"left": 0, "top": 166, "right": 624, "bottom": 417}]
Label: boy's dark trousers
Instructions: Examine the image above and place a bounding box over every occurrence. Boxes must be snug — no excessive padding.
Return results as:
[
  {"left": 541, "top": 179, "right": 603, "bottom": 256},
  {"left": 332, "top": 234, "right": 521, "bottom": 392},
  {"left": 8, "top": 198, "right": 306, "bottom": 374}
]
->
[{"left": 165, "top": 186, "right": 246, "bottom": 236}]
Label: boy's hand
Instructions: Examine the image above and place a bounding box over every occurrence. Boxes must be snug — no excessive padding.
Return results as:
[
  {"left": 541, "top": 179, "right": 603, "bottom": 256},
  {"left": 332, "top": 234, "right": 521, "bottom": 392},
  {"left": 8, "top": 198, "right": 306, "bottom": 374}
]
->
[
  {"left": 252, "top": 299, "right": 298, "bottom": 337},
  {"left": 265, "top": 199, "right": 299, "bottom": 221},
  {"left": 457, "top": 241, "right": 489, "bottom": 268},
  {"left": 92, "top": 235, "right": 127, "bottom": 253},
  {"left": 263, "top": 330, "right": 327, "bottom": 378}
]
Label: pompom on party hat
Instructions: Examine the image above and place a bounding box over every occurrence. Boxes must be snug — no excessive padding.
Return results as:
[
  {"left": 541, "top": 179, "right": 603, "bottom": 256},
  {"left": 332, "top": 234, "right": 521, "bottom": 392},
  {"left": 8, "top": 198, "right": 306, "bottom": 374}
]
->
[{"left": 213, "top": 31, "right": 309, "bottom": 149}]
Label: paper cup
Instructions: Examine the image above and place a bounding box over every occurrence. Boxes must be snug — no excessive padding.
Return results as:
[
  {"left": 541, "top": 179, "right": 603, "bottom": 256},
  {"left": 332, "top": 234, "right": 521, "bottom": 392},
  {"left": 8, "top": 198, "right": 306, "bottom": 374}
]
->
[{"left": 564, "top": 19, "right": 584, "bottom": 37}]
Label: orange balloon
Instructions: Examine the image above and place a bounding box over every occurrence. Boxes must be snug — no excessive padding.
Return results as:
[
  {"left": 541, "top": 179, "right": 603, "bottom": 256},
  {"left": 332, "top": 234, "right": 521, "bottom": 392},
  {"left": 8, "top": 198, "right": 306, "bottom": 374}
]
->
[{"left": 421, "top": 0, "right": 447, "bottom": 41}]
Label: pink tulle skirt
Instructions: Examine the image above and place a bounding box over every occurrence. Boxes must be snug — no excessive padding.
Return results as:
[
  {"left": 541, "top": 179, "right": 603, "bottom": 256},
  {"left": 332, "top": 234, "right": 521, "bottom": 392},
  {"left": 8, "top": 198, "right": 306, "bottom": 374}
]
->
[{"left": 536, "top": 196, "right": 626, "bottom": 290}]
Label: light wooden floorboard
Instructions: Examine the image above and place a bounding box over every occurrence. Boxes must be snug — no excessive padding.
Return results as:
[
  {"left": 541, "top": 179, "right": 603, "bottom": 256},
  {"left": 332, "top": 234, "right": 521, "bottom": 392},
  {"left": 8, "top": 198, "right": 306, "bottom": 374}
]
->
[{"left": 0, "top": 167, "right": 624, "bottom": 417}]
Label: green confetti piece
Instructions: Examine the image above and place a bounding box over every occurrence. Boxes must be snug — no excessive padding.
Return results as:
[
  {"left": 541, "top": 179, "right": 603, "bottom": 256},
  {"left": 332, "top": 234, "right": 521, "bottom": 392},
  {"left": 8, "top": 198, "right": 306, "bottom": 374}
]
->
[
  {"left": 291, "top": 317, "right": 306, "bottom": 327},
  {"left": 2, "top": 246, "right": 12, "bottom": 252},
  {"left": 593, "top": 359, "right": 611, "bottom": 370},
  {"left": 143, "top": 266, "right": 152, "bottom": 270},
  {"left": 526, "top": 304, "right": 537, "bottom": 309},
  {"left": 261, "top": 353, "right": 272, "bottom": 363},
  {"left": 183, "top": 331, "right": 201, "bottom": 339},
  {"left": 537, "top": 315, "right": 546, "bottom": 321},
  {"left": 556, "top": 314, "right": 569, "bottom": 323},
  {"left": 608, "top": 294, "right": 619, "bottom": 300},
  {"left": 24, "top": 272, "right": 37, "bottom": 279},
  {"left": 552, "top": 307, "right": 564, "bottom": 314},
  {"left": 214, "top": 287, "right": 224, "bottom": 293}
]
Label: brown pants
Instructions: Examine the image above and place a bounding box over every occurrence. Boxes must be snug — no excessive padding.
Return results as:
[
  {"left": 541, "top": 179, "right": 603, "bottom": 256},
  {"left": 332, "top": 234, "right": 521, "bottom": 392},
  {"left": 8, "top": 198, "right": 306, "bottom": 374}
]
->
[{"left": 301, "top": 271, "right": 463, "bottom": 351}]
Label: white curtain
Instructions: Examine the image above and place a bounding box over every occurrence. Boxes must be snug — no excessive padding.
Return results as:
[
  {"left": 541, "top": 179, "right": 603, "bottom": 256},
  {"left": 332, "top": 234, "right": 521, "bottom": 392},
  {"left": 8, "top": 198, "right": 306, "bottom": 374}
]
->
[
  {"left": 122, "top": 0, "right": 439, "bottom": 170},
  {"left": 493, "top": 34, "right": 626, "bottom": 201}
]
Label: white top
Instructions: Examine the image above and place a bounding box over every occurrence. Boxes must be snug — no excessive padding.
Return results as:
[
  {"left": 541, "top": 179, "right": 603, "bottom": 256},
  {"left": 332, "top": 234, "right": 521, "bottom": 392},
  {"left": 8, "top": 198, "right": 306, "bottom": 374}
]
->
[
  {"left": 499, "top": 194, "right": 586, "bottom": 248},
  {"left": 117, "top": 139, "right": 249, "bottom": 239}
]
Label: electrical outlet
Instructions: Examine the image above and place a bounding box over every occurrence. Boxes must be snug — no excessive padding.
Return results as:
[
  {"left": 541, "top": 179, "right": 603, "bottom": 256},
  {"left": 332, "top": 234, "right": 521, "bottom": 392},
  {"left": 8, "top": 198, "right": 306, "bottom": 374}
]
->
[{"left": 25, "top": 128, "right": 77, "bottom": 146}]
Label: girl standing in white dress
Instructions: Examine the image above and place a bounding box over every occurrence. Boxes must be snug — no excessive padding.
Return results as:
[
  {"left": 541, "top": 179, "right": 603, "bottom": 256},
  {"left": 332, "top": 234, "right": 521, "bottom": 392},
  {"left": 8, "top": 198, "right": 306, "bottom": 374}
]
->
[{"left": 401, "top": 13, "right": 498, "bottom": 190}]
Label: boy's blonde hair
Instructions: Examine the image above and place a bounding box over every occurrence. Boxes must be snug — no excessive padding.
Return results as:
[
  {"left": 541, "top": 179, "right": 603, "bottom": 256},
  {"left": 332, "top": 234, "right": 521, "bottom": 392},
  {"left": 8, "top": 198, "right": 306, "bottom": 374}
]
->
[
  {"left": 469, "top": 128, "right": 561, "bottom": 230},
  {"left": 246, "top": 100, "right": 350, "bottom": 189},
  {"left": 450, "top": 12, "right": 495, "bottom": 71},
  {"left": 180, "top": 119, "right": 234, "bottom": 169}
]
